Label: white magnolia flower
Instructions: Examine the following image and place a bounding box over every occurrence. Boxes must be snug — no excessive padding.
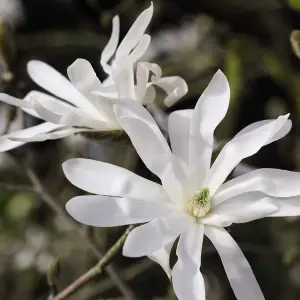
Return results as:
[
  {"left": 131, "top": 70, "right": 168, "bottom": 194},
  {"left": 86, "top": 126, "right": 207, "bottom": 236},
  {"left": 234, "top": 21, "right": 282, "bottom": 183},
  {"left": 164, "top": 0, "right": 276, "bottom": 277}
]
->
[
  {"left": 64, "top": 70, "right": 298, "bottom": 300},
  {"left": 0, "top": 2, "right": 187, "bottom": 152}
]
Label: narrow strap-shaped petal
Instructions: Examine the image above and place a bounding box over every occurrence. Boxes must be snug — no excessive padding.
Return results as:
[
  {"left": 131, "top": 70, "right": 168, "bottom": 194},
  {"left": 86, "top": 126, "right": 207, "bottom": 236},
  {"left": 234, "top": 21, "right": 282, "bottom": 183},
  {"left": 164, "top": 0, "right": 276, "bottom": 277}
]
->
[
  {"left": 114, "top": 105, "right": 172, "bottom": 179},
  {"left": 119, "top": 34, "right": 151, "bottom": 69},
  {"left": 66, "top": 195, "right": 174, "bottom": 227},
  {"left": 0, "top": 122, "right": 63, "bottom": 152},
  {"left": 204, "top": 226, "right": 265, "bottom": 300},
  {"left": 100, "top": 15, "right": 120, "bottom": 74},
  {"left": 33, "top": 96, "right": 107, "bottom": 130},
  {"left": 189, "top": 70, "right": 230, "bottom": 191},
  {"left": 168, "top": 110, "right": 193, "bottom": 168},
  {"left": 112, "top": 67, "right": 135, "bottom": 99},
  {"left": 204, "top": 114, "right": 290, "bottom": 195},
  {"left": 9, "top": 127, "right": 93, "bottom": 142},
  {"left": 123, "top": 211, "right": 191, "bottom": 257},
  {"left": 0, "top": 93, "right": 32, "bottom": 109},
  {"left": 63, "top": 158, "right": 170, "bottom": 203},
  {"left": 213, "top": 168, "right": 300, "bottom": 207},
  {"left": 172, "top": 223, "right": 206, "bottom": 300},
  {"left": 0, "top": 92, "right": 40, "bottom": 119},
  {"left": 203, "top": 193, "right": 278, "bottom": 227},
  {"left": 233, "top": 118, "right": 292, "bottom": 146},
  {"left": 27, "top": 60, "right": 94, "bottom": 112},
  {"left": 136, "top": 62, "right": 162, "bottom": 103},
  {"left": 67, "top": 59, "right": 117, "bottom": 124},
  {"left": 115, "top": 2, "right": 153, "bottom": 61},
  {"left": 270, "top": 196, "right": 300, "bottom": 216},
  {"left": 152, "top": 76, "right": 188, "bottom": 107},
  {"left": 148, "top": 241, "right": 174, "bottom": 278},
  {"left": 114, "top": 104, "right": 186, "bottom": 204}
]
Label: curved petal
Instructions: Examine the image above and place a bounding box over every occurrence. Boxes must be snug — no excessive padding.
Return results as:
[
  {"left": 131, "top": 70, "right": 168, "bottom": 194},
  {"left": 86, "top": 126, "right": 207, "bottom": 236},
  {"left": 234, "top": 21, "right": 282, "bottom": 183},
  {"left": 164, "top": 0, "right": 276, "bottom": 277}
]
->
[
  {"left": 120, "top": 34, "right": 151, "bottom": 69},
  {"left": 204, "top": 226, "right": 265, "bottom": 300},
  {"left": 123, "top": 212, "right": 191, "bottom": 257},
  {"left": 168, "top": 110, "right": 193, "bottom": 167},
  {"left": 136, "top": 62, "right": 162, "bottom": 103},
  {"left": 114, "top": 108, "right": 172, "bottom": 179},
  {"left": 114, "top": 104, "right": 185, "bottom": 204},
  {"left": 27, "top": 60, "right": 94, "bottom": 111},
  {"left": 9, "top": 127, "right": 93, "bottom": 142},
  {"left": 0, "top": 122, "right": 63, "bottom": 152},
  {"left": 115, "top": 3, "right": 153, "bottom": 61},
  {"left": 233, "top": 119, "right": 292, "bottom": 146},
  {"left": 101, "top": 15, "right": 120, "bottom": 74},
  {"left": 213, "top": 168, "right": 300, "bottom": 207},
  {"left": 203, "top": 193, "right": 278, "bottom": 227},
  {"left": 33, "top": 96, "right": 107, "bottom": 129},
  {"left": 67, "top": 59, "right": 116, "bottom": 123},
  {"left": 204, "top": 114, "right": 290, "bottom": 195},
  {"left": 172, "top": 223, "right": 205, "bottom": 300},
  {"left": 152, "top": 76, "right": 188, "bottom": 107},
  {"left": 270, "top": 196, "right": 300, "bottom": 217},
  {"left": 63, "top": 158, "right": 170, "bottom": 203},
  {"left": 189, "top": 70, "right": 230, "bottom": 190},
  {"left": 112, "top": 67, "right": 135, "bottom": 99},
  {"left": 66, "top": 195, "right": 174, "bottom": 227},
  {"left": 148, "top": 241, "right": 174, "bottom": 278},
  {"left": 0, "top": 93, "right": 32, "bottom": 109}
]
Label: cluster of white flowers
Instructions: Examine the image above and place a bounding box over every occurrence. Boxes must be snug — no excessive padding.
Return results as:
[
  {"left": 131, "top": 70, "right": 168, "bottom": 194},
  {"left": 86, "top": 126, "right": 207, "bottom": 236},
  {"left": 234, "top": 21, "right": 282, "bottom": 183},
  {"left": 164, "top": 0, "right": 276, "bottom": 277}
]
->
[
  {"left": 2, "top": 3, "right": 300, "bottom": 300},
  {"left": 0, "top": 3, "right": 187, "bottom": 152}
]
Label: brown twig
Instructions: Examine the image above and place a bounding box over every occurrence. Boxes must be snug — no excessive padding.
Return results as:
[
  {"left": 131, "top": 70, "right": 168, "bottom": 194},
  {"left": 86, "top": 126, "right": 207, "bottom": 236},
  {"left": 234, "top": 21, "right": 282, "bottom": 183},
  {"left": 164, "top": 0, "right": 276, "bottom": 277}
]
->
[{"left": 52, "top": 225, "right": 135, "bottom": 300}]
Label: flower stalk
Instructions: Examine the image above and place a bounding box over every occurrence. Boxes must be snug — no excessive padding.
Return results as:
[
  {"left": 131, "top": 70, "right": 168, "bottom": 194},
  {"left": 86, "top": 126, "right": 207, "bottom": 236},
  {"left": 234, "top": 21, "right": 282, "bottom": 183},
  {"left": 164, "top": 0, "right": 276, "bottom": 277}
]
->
[{"left": 52, "top": 225, "right": 136, "bottom": 300}]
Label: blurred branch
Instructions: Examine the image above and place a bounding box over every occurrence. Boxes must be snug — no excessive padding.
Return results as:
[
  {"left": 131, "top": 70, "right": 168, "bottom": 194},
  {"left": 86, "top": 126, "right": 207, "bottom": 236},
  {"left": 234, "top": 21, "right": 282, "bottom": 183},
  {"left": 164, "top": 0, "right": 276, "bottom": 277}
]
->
[
  {"left": 84, "top": 260, "right": 153, "bottom": 299},
  {"left": 52, "top": 225, "right": 135, "bottom": 300},
  {"left": 8, "top": 155, "right": 137, "bottom": 300},
  {"left": 0, "top": 182, "right": 35, "bottom": 193}
]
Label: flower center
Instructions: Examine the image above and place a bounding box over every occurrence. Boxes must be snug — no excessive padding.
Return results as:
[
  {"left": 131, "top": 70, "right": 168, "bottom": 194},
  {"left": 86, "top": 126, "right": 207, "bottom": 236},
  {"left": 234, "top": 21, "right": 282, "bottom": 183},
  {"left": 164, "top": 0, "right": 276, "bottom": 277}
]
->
[{"left": 187, "top": 187, "right": 211, "bottom": 218}]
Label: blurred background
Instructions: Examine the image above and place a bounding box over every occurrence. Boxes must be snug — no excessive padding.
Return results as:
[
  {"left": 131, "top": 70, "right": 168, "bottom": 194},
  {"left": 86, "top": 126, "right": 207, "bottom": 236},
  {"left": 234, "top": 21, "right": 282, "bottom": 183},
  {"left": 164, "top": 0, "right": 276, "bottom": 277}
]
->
[{"left": 1, "top": 0, "right": 300, "bottom": 299}]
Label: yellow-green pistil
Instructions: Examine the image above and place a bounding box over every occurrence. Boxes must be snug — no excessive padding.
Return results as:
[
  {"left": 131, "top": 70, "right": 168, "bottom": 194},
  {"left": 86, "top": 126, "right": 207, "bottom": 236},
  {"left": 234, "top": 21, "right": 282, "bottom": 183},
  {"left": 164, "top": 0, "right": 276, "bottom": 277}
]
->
[{"left": 187, "top": 187, "right": 211, "bottom": 218}]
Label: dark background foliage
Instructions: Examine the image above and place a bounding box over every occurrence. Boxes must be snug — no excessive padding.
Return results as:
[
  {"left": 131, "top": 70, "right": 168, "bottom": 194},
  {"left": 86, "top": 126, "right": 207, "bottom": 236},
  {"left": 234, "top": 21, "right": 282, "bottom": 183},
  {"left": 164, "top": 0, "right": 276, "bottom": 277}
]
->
[{"left": 1, "top": 0, "right": 300, "bottom": 299}]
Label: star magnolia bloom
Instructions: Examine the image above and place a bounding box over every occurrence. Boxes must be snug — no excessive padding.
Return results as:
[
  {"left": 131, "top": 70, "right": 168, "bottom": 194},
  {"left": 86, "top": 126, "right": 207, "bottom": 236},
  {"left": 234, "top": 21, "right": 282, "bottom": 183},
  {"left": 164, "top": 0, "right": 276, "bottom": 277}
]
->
[
  {"left": 0, "top": 2, "right": 187, "bottom": 152},
  {"left": 64, "top": 70, "right": 298, "bottom": 300}
]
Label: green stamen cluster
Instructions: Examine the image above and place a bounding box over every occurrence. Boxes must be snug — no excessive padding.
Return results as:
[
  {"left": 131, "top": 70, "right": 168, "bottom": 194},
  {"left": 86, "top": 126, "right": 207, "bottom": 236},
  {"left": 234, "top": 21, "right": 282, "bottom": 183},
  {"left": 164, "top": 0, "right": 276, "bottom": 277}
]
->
[{"left": 188, "top": 187, "right": 211, "bottom": 218}]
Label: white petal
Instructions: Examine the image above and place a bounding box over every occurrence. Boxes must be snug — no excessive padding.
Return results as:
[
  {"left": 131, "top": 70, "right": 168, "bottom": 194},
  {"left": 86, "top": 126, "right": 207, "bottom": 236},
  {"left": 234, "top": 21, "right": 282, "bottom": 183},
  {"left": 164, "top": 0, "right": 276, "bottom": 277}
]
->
[
  {"left": 172, "top": 223, "right": 206, "bottom": 300},
  {"left": 120, "top": 34, "right": 151, "bottom": 69},
  {"left": 33, "top": 96, "right": 107, "bottom": 129},
  {"left": 0, "top": 122, "right": 63, "bottom": 151},
  {"left": 136, "top": 62, "right": 162, "bottom": 103},
  {"left": 205, "top": 114, "right": 290, "bottom": 194},
  {"left": 189, "top": 70, "right": 230, "bottom": 190},
  {"left": 114, "top": 107, "right": 172, "bottom": 179},
  {"left": 0, "top": 92, "right": 41, "bottom": 119},
  {"left": 112, "top": 67, "right": 135, "bottom": 99},
  {"left": 101, "top": 15, "right": 120, "bottom": 74},
  {"left": 115, "top": 3, "right": 153, "bottom": 61},
  {"left": 213, "top": 168, "right": 300, "bottom": 207},
  {"left": 203, "top": 193, "right": 278, "bottom": 227},
  {"left": 233, "top": 119, "right": 292, "bottom": 145},
  {"left": 168, "top": 110, "right": 193, "bottom": 167},
  {"left": 66, "top": 195, "right": 174, "bottom": 227},
  {"left": 63, "top": 158, "right": 170, "bottom": 203},
  {"left": 27, "top": 60, "right": 94, "bottom": 111},
  {"left": 114, "top": 104, "right": 186, "bottom": 204},
  {"left": 270, "top": 196, "right": 300, "bottom": 217},
  {"left": 9, "top": 127, "right": 93, "bottom": 142},
  {"left": 123, "top": 212, "right": 191, "bottom": 257},
  {"left": 152, "top": 76, "right": 188, "bottom": 107},
  {"left": 204, "top": 226, "right": 265, "bottom": 300},
  {"left": 148, "top": 241, "right": 174, "bottom": 278},
  {"left": 0, "top": 93, "right": 32, "bottom": 109}
]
